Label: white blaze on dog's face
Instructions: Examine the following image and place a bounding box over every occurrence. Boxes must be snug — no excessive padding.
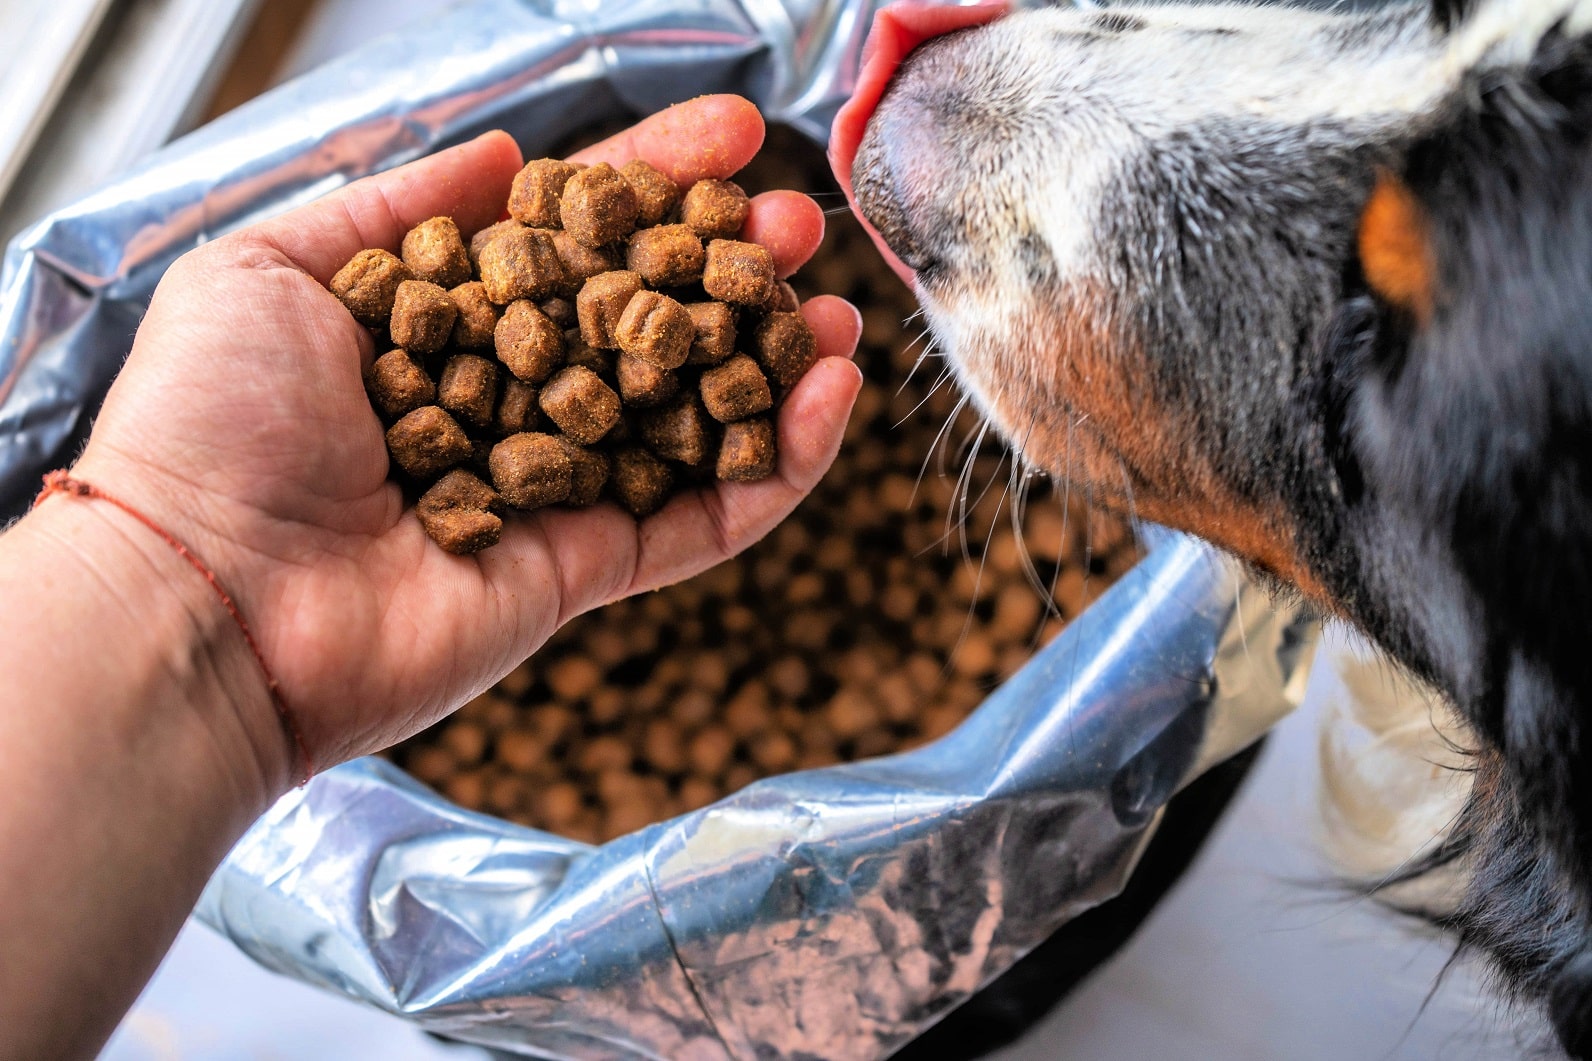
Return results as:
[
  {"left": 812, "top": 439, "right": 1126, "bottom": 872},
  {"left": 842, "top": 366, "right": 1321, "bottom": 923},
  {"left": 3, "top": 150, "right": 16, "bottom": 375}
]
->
[{"left": 850, "top": 0, "right": 1582, "bottom": 593}]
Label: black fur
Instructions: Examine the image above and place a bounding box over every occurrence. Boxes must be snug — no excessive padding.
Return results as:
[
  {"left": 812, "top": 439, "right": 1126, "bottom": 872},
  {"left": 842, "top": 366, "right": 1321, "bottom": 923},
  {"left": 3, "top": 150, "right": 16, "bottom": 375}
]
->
[{"left": 1312, "top": 23, "right": 1592, "bottom": 1057}]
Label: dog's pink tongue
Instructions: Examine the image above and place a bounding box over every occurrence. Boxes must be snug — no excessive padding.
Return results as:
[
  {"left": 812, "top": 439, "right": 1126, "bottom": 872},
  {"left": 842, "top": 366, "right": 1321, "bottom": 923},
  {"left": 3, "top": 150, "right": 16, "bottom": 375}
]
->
[{"left": 829, "top": 1, "right": 1009, "bottom": 287}]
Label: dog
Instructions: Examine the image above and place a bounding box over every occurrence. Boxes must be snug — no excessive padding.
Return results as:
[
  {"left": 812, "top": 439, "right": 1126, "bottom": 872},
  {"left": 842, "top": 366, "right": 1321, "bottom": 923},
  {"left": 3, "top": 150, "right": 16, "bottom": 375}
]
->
[{"left": 834, "top": 0, "right": 1592, "bottom": 1054}]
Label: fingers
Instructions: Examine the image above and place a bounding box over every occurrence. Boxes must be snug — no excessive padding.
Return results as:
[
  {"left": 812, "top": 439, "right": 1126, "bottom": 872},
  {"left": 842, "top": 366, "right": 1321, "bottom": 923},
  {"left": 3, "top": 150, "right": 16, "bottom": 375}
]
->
[
  {"left": 743, "top": 191, "right": 825, "bottom": 278},
  {"left": 801, "top": 295, "right": 864, "bottom": 360},
  {"left": 568, "top": 95, "right": 765, "bottom": 184},
  {"left": 232, "top": 131, "right": 524, "bottom": 283}
]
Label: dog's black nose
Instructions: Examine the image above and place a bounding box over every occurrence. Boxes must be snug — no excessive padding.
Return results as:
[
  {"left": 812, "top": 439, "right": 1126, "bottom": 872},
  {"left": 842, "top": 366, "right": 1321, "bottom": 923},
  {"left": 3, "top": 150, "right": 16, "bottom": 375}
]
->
[{"left": 851, "top": 118, "right": 940, "bottom": 277}]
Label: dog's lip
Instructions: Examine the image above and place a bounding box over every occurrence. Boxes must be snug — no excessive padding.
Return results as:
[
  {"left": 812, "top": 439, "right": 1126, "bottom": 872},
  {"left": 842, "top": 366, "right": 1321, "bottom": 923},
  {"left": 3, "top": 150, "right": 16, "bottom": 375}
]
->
[{"left": 829, "top": 1, "right": 1010, "bottom": 288}]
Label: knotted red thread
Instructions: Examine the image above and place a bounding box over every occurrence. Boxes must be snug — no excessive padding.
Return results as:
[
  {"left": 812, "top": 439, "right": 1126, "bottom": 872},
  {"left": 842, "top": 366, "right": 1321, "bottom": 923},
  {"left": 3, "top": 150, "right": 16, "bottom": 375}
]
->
[{"left": 34, "top": 470, "right": 313, "bottom": 785}]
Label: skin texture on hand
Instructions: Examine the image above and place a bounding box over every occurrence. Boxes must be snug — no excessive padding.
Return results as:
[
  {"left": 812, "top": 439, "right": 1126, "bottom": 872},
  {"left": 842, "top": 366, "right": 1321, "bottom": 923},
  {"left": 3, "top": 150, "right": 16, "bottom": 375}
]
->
[
  {"left": 0, "top": 96, "right": 860, "bottom": 1060},
  {"left": 73, "top": 95, "right": 864, "bottom": 781}
]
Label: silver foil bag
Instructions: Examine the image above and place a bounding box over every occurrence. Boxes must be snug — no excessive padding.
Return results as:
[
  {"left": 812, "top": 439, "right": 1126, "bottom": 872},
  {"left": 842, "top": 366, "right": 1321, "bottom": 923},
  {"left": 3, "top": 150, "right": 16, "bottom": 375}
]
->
[{"left": 0, "top": 0, "right": 1319, "bottom": 1057}]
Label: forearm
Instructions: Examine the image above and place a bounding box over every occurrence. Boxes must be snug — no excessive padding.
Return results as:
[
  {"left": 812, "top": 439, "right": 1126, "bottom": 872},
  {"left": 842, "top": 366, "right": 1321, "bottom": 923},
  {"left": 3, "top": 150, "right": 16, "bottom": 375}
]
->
[{"left": 0, "top": 498, "right": 286, "bottom": 1060}]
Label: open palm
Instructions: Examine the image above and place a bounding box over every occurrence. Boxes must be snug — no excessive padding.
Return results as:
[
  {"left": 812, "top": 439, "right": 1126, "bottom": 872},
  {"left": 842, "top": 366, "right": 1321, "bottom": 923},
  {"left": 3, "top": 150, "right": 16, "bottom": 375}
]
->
[{"left": 74, "top": 96, "right": 862, "bottom": 776}]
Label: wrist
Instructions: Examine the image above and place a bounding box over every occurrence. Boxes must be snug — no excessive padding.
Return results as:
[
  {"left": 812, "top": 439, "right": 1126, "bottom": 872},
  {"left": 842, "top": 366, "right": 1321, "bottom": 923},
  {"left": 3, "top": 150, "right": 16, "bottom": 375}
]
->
[{"left": 16, "top": 486, "right": 293, "bottom": 811}]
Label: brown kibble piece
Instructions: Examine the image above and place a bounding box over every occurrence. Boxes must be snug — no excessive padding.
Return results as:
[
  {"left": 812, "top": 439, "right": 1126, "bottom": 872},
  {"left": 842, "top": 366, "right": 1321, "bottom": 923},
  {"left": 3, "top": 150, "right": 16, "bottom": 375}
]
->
[
  {"left": 699, "top": 355, "right": 772, "bottom": 422},
  {"left": 767, "top": 280, "right": 800, "bottom": 313},
  {"left": 560, "top": 440, "right": 611, "bottom": 507},
  {"left": 494, "top": 378, "right": 539, "bottom": 437},
  {"left": 682, "top": 179, "right": 751, "bottom": 240},
  {"left": 402, "top": 216, "right": 470, "bottom": 288},
  {"left": 564, "top": 330, "right": 614, "bottom": 375},
  {"left": 508, "top": 158, "right": 580, "bottom": 228},
  {"left": 364, "top": 349, "right": 435, "bottom": 419},
  {"left": 331, "top": 248, "right": 411, "bottom": 327},
  {"left": 490, "top": 432, "right": 573, "bottom": 509},
  {"left": 716, "top": 418, "right": 776, "bottom": 482},
  {"left": 495, "top": 300, "right": 565, "bottom": 383},
  {"left": 616, "top": 352, "right": 680, "bottom": 408},
  {"left": 626, "top": 225, "right": 703, "bottom": 288},
  {"left": 641, "top": 397, "right": 712, "bottom": 465},
  {"left": 703, "top": 239, "right": 776, "bottom": 306},
  {"left": 497, "top": 729, "right": 545, "bottom": 773},
  {"left": 386, "top": 406, "right": 471, "bottom": 478},
  {"left": 547, "top": 656, "right": 603, "bottom": 701},
  {"left": 536, "top": 781, "right": 584, "bottom": 828},
  {"left": 642, "top": 719, "right": 687, "bottom": 775},
  {"left": 479, "top": 226, "right": 565, "bottom": 304},
  {"left": 577, "top": 271, "right": 644, "bottom": 350},
  {"left": 553, "top": 231, "right": 620, "bottom": 291},
  {"left": 611, "top": 447, "right": 673, "bottom": 517},
  {"left": 754, "top": 311, "right": 819, "bottom": 387},
  {"left": 749, "top": 731, "right": 797, "bottom": 773},
  {"left": 438, "top": 354, "right": 499, "bottom": 430},
  {"left": 688, "top": 725, "right": 736, "bottom": 779},
  {"left": 539, "top": 366, "right": 621, "bottom": 445},
  {"left": 416, "top": 469, "right": 505, "bottom": 555},
  {"left": 449, "top": 281, "right": 500, "bottom": 348},
  {"left": 684, "top": 302, "right": 736, "bottom": 365},
  {"left": 621, "top": 160, "right": 681, "bottom": 226},
  {"left": 560, "top": 162, "right": 639, "bottom": 248},
  {"left": 679, "top": 777, "right": 719, "bottom": 813},
  {"left": 389, "top": 280, "right": 458, "bottom": 354},
  {"left": 469, "top": 219, "right": 520, "bottom": 266},
  {"left": 615, "top": 290, "right": 693, "bottom": 369},
  {"left": 539, "top": 296, "right": 577, "bottom": 329}
]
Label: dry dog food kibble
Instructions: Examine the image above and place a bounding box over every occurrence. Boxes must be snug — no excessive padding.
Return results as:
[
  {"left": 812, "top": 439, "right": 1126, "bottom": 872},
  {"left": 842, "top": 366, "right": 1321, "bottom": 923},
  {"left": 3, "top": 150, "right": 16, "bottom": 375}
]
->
[
  {"left": 620, "top": 160, "right": 680, "bottom": 226},
  {"left": 561, "top": 162, "right": 640, "bottom": 248},
  {"left": 490, "top": 432, "right": 572, "bottom": 509},
  {"left": 577, "top": 270, "right": 644, "bottom": 350},
  {"left": 449, "top": 281, "right": 500, "bottom": 348},
  {"left": 616, "top": 352, "right": 679, "bottom": 407},
  {"left": 615, "top": 290, "right": 693, "bottom": 369},
  {"left": 365, "top": 349, "right": 435, "bottom": 419},
  {"left": 716, "top": 417, "right": 775, "bottom": 481},
  {"left": 703, "top": 239, "right": 776, "bottom": 306},
  {"left": 387, "top": 405, "right": 472, "bottom": 478},
  {"left": 402, "top": 216, "right": 471, "bottom": 288},
  {"left": 494, "top": 378, "right": 540, "bottom": 437},
  {"left": 754, "top": 312, "right": 819, "bottom": 388},
  {"left": 610, "top": 446, "right": 673, "bottom": 516},
  {"left": 699, "top": 355, "right": 772, "bottom": 422},
  {"left": 439, "top": 354, "right": 499, "bottom": 431},
  {"left": 682, "top": 178, "right": 751, "bottom": 240},
  {"left": 508, "top": 158, "right": 580, "bottom": 228},
  {"left": 640, "top": 397, "right": 712, "bottom": 466},
  {"left": 416, "top": 469, "right": 505, "bottom": 555},
  {"left": 495, "top": 300, "right": 564, "bottom": 384},
  {"left": 331, "top": 248, "right": 411, "bottom": 326},
  {"left": 539, "top": 366, "right": 621, "bottom": 445},
  {"left": 626, "top": 225, "right": 704, "bottom": 287},
  {"left": 334, "top": 151, "right": 822, "bottom": 555},
  {"left": 479, "top": 226, "right": 566, "bottom": 304}
]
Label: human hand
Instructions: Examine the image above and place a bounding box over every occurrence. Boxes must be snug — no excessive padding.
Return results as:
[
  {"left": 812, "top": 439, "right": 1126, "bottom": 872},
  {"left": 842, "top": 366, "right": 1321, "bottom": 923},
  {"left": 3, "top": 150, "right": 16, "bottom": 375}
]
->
[{"left": 69, "top": 95, "right": 863, "bottom": 788}]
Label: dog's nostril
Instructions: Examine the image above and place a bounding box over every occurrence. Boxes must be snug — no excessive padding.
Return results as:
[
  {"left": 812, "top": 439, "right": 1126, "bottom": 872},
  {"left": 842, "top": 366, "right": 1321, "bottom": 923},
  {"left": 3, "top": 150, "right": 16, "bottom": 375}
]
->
[{"left": 851, "top": 123, "right": 940, "bottom": 275}]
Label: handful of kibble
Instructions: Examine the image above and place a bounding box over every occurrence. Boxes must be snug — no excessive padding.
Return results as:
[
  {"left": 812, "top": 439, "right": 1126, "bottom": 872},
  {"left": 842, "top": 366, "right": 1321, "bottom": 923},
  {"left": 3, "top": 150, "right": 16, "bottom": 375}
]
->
[{"left": 330, "top": 157, "right": 818, "bottom": 554}]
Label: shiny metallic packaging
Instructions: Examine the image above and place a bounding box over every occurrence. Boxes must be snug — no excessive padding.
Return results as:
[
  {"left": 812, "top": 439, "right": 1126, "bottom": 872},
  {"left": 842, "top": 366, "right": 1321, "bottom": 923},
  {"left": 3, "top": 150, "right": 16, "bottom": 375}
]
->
[{"left": 0, "top": 0, "right": 1318, "bottom": 1057}]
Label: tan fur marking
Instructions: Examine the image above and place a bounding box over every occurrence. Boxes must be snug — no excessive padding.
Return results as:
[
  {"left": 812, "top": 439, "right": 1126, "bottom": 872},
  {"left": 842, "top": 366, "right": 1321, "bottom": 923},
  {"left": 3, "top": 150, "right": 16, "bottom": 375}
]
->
[
  {"left": 1359, "top": 171, "right": 1436, "bottom": 323},
  {"left": 958, "top": 283, "right": 1332, "bottom": 604}
]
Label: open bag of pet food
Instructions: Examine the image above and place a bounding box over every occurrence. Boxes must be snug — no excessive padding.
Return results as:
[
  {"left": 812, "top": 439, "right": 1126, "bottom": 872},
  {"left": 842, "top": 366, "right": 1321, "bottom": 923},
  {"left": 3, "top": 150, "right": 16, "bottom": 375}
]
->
[{"left": 0, "top": 0, "right": 1319, "bottom": 1056}]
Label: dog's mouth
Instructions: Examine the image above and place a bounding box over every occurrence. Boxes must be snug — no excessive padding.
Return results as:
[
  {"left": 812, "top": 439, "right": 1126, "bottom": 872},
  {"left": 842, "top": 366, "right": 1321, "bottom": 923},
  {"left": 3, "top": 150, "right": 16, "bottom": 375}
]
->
[{"left": 828, "top": 1, "right": 1008, "bottom": 287}]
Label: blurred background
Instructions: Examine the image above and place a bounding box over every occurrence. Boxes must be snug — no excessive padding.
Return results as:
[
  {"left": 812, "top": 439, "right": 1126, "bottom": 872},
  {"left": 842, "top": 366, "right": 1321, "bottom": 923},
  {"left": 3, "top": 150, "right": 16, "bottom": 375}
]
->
[{"left": 0, "top": 0, "right": 1546, "bottom": 1057}]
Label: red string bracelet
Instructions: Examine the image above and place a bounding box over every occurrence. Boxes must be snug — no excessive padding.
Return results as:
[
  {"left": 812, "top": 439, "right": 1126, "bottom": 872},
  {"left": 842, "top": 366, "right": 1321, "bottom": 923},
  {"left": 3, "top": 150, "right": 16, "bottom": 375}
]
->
[{"left": 33, "top": 470, "right": 313, "bottom": 785}]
